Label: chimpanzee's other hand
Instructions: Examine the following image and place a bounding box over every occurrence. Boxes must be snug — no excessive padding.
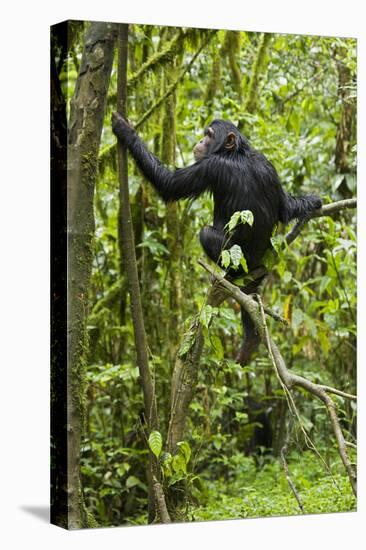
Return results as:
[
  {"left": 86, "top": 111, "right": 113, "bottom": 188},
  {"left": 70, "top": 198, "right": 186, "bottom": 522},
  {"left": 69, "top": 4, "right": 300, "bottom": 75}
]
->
[{"left": 112, "top": 112, "right": 134, "bottom": 141}]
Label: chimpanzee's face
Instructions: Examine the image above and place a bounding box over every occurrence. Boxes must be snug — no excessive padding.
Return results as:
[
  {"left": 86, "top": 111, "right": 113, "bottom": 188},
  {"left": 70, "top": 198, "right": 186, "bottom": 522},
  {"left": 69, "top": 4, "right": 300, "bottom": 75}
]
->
[{"left": 193, "top": 127, "right": 215, "bottom": 161}]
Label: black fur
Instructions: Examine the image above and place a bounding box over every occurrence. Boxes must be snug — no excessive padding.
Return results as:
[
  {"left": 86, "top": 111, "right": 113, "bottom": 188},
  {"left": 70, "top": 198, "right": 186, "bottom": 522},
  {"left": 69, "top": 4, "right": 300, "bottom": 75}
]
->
[{"left": 112, "top": 115, "right": 322, "bottom": 363}]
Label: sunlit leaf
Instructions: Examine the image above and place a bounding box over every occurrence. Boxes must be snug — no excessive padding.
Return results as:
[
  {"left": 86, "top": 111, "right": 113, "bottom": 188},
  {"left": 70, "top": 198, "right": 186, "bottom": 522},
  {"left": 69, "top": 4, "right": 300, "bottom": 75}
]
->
[{"left": 148, "top": 431, "right": 163, "bottom": 458}]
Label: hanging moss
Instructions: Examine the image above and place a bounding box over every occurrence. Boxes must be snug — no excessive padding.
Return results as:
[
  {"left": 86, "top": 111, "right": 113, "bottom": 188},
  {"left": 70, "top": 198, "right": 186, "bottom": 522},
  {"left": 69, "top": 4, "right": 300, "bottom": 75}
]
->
[
  {"left": 223, "top": 31, "right": 243, "bottom": 101},
  {"left": 129, "top": 29, "right": 183, "bottom": 88},
  {"left": 205, "top": 46, "right": 222, "bottom": 104},
  {"left": 243, "top": 32, "right": 271, "bottom": 115},
  {"left": 135, "top": 31, "right": 216, "bottom": 129}
]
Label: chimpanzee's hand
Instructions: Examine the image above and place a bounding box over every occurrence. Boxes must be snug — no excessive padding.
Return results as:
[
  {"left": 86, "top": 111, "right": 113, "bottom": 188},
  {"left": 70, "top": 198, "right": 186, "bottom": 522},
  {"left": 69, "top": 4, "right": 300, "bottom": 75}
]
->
[{"left": 112, "top": 112, "right": 134, "bottom": 142}]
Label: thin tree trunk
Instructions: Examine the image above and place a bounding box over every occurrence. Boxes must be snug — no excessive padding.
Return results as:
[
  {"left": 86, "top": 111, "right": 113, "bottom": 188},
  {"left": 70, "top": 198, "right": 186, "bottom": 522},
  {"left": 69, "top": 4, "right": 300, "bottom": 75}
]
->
[
  {"left": 116, "top": 24, "right": 170, "bottom": 524},
  {"left": 67, "top": 21, "right": 117, "bottom": 529},
  {"left": 117, "top": 24, "right": 158, "bottom": 434},
  {"left": 160, "top": 43, "right": 183, "bottom": 370}
]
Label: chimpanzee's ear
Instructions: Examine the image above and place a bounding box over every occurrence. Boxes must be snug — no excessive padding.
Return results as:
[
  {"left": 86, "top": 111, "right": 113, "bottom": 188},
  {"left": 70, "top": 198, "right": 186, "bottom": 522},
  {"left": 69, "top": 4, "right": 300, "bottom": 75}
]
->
[{"left": 224, "top": 132, "right": 236, "bottom": 150}]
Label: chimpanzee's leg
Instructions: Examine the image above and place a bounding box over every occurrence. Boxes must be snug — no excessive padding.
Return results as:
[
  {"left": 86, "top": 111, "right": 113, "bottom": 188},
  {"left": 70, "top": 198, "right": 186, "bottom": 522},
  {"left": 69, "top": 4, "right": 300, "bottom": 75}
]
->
[
  {"left": 200, "top": 225, "right": 266, "bottom": 365},
  {"left": 236, "top": 275, "right": 266, "bottom": 365},
  {"left": 199, "top": 225, "right": 227, "bottom": 264}
]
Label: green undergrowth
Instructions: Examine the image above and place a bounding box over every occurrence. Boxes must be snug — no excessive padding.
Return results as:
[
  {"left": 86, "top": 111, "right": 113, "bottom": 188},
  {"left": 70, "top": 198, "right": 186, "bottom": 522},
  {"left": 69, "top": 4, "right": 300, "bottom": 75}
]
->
[{"left": 192, "top": 450, "right": 356, "bottom": 522}]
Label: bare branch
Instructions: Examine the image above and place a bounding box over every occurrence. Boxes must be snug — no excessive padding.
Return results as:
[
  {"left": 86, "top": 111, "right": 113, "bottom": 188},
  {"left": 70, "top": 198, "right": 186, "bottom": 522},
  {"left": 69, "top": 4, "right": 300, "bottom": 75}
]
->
[
  {"left": 319, "top": 385, "right": 357, "bottom": 401},
  {"left": 280, "top": 428, "right": 304, "bottom": 513}
]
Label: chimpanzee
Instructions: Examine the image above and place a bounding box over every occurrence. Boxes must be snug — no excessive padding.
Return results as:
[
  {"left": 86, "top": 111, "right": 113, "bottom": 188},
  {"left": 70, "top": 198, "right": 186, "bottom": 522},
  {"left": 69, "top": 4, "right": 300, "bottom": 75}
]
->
[
  {"left": 244, "top": 396, "right": 273, "bottom": 456},
  {"left": 112, "top": 114, "right": 322, "bottom": 364}
]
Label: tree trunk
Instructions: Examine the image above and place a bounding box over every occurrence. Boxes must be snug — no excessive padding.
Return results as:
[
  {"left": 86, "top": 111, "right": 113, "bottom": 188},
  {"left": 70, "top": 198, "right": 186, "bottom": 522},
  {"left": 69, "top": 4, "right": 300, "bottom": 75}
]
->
[
  {"left": 116, "top": 24, "right": 170, "bottom": 524},
  {"left": 160, "top": 43, "right": 183, "bottom": 372},
  {"left": 66, "top": 21, "right": 116, "bottom": 529}
]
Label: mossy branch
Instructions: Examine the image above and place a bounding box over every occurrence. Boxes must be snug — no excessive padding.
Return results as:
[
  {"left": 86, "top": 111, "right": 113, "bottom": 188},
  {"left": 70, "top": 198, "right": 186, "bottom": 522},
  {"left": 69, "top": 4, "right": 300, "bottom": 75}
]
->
[
  {"left": 108, "top": 28, "right": 205, "bottom": 104},
  {"left": 223, "top": 31, "right": 242, "bottom": 100},
  {"left": 240, "top": 32, "right": 271, "bottom": 123},
  {"left": 128, "top": 29, "right": 184, "bottom": 88},
  {"left": 135, "top": 31, "right": 216, "bottom": 130}
]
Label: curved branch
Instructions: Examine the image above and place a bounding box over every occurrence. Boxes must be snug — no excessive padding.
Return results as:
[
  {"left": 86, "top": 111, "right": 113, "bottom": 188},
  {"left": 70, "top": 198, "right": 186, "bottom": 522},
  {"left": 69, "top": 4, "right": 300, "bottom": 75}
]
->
[{"left": 319, "top": 385, "right": 357, "bottom": 401}]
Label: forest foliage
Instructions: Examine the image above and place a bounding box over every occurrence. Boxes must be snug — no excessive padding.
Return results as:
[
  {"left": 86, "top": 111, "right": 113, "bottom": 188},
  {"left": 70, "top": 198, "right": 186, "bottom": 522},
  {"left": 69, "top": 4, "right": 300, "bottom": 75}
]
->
[{"left": 52, "top": 21, "right": 357, "bottom": 527}]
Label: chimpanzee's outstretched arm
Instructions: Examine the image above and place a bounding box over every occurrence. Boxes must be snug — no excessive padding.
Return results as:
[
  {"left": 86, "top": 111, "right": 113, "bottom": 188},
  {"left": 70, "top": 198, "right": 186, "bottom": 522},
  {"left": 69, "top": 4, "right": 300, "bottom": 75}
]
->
[{"left": 112, "top": 112, "right": 210, "bottom": 202}]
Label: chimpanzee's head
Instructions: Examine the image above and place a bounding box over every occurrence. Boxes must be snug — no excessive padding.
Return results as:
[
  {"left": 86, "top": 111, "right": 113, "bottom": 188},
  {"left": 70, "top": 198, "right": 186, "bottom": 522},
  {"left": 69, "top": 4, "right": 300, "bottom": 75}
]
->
[{"left": 193, "top": 119, "right": 249, "bottom": 161}]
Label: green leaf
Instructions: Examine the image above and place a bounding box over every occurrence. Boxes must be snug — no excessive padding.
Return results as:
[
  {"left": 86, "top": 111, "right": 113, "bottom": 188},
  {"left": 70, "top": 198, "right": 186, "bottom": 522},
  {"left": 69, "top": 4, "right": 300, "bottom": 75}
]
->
[
  {"left": 345, "top": 174, "right": 356, "bottom": 193},
  {"left": 178, "top": 327, "right": 196, "bottom": 357},
  {"left": 227, "top": 211, "right": 241, "bottom": 232},
  {"left": 271, "top": 234, "right": 285, "bottom": 254},
  {"left": 318, "top": 330, "right": 331, "bottom": 355},
  {"left": 319, "top": 276, "right": 332, "bottom": 296},
  {"left": 225, "top": 210, "right": 254, "bottom": 232},
  {"left": 200, "top": 305, "right": 214, "bottom": 328},
  {"left": 241, "top": 210, "right": 254, "bottom": 226},
  {"left": 172, "top": 453, "right": 186, "bottom": 474},
  {"left": 116, "top": 463, "right": 130, "bottom": 476},
  {"left": 160, "top": 452, "right": 173, "bottom": 478},
  {"left": 240, "top": 255, "right": 248, "bottom": 273},
  {"left": 148, "top": 430, "right": 163, "bottom": 458},
  {"left": 229, "top": 244, "right": 243, "bottom": 268},
  {"left": 126, "top": 475, "right": 140, "bottom": 489},
  {"left": 289, "top": 111, "right": 301, "bottom": 134},
  {"left": 210, "top": 334, "right": 224, "bottom": 359},
  {"left": 177, "top": 441, "right": 192, "bottom": 464},
  {"left": 221, "top": 249, "right": 231, "bottom": 268},
  {"left": 333, "top": 174, "right": 345, "bottom": 192}
]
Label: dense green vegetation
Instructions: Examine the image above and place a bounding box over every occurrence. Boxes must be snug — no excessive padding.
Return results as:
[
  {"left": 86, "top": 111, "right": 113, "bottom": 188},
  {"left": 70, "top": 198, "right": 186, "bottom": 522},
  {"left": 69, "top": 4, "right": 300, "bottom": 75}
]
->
[{"left": 52, "top": 21, "right": 356, "bottom": 528}]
